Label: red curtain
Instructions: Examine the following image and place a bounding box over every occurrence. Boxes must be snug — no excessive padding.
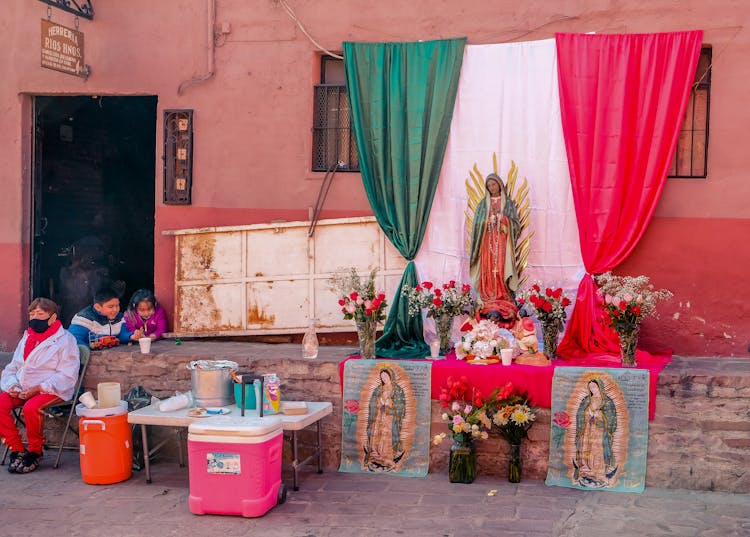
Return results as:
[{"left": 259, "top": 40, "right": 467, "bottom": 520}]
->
[{"left": 555, "top": 31, "right": 703, "bottom": 357}]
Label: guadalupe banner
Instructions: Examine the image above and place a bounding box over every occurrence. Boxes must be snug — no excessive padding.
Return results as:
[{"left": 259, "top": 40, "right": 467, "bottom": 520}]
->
[
  {"left": 340, "top": 359, "right": 432, "bottom": 477},
  {"left": 546, "top": 367, "right": 649, "bottom": 493}
]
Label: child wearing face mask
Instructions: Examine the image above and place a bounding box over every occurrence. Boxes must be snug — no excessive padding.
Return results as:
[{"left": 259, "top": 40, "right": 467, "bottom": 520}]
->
[
  {"left": 0, "top": 297, "right": 80, "bottom": 474},
  {"left": 123, "top": 289, "right": 168, "bottom": 341}
]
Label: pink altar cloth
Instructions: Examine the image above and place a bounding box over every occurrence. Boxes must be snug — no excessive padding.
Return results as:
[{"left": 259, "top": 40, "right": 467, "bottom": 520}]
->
[{"left": 339, "top": 349, "right": 670, "bottom": 420}]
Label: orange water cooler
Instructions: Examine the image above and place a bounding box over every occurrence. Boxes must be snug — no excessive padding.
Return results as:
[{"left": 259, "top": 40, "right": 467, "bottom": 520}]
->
[{"left": 76, "top": 402, "right": 132, "bottom": 484}]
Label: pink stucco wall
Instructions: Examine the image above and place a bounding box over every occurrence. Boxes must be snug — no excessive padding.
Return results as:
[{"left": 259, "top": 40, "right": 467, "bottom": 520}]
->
[{"left": 2, "top": 1, "right": 749, "bottom": 355}]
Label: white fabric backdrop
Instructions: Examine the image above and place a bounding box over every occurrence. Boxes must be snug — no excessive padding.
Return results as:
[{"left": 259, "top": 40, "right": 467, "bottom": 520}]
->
[{"left": 416, "top": 39, "right": 585, "bottom": 341}]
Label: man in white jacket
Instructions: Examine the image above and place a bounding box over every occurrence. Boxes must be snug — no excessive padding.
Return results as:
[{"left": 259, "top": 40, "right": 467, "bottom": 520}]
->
[{"left": 0, "top": 298, "right": 80, "bottom": 474}]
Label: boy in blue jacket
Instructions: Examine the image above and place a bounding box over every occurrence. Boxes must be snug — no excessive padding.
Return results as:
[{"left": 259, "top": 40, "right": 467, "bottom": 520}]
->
[{"left": 69, "top": 288, "right": 138, "bottom": 348}]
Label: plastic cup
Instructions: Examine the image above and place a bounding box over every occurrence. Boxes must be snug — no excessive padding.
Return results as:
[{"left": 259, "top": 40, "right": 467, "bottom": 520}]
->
[
  {"left": 79, "top": 391, "right": 97, "bottom": 409},
  {"left": 500, "top": 348, "right": 514, "bottom": 366},
  {"left": 139, "top": 337, "right": 152, "bottom": 354}
]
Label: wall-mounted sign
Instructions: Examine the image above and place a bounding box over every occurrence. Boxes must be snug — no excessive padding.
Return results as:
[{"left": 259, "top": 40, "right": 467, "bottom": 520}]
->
[{"left": 40, "top": 20, "right": 87, "bottom": 78}]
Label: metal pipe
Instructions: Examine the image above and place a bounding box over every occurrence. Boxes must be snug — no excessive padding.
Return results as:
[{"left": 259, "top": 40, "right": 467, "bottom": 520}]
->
[{"left": 177, "top": 0, "right": 216, "bottom": 95}]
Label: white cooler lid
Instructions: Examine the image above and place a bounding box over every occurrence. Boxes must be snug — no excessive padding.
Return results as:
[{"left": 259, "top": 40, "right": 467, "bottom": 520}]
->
[
  {"left": 75, "top": 401, "right": 128, "bottom": 417},
  {"left": 188, "top": 415, "right": 282, "bottom": 437}
]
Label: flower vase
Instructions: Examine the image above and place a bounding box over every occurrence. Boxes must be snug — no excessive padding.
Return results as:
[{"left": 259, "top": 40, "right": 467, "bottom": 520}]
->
[
  {"left": 355, "top": 318, "right": 377, "bottom": 360},
  {"left": 508, "top": 443, "right": 522, "bottom": 483},
  {"left": 542, "top": 322, "right": 559, "bottom": 359},
  {"left": 619, "top": 326, "right": 640, "bottom": 367},
  {"left": 435, "top": 314, "right": 455, "bottom": 355},
  {"left": 448, "top": 438, "right": 477, "bottom": 484}
]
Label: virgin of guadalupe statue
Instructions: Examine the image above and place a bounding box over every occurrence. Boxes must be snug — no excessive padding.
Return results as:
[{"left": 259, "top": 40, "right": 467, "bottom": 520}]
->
[
  {"left": 469, "top": 172, "right": 521, "bottom": 326},
  {"left": 363, "top": 368, "right": 406, "bottom": 471},
  {"left": 573, "top": 378, "right": 618, "bottom": 488}
]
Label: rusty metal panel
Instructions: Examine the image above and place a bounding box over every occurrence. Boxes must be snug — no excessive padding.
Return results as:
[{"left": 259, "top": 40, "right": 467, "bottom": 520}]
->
[
  {"left": 246, "top": 226, "right": 309, "bottom": 277},
  {"left": 177, "top": 232, "right": 243, "bottom": 281},
  {"left": 247, "top": 280, "right": 308, "bottom": 330},
  {"left": 175, "top": 284, "right": 244, "bottom": 333},
  {"left": 168, "top": 217, "right": 408, "bottom": 336}
]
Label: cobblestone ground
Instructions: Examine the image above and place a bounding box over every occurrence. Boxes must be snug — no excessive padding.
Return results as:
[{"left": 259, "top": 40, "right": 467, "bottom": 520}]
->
[{"left": 1, "top": 451, "right": 748, "bottom": 537}]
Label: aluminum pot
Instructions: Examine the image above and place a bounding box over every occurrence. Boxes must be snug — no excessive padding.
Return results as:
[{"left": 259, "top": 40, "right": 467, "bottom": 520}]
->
[{"left": 186, "top": 360, "right": 238, "bottom": 407}]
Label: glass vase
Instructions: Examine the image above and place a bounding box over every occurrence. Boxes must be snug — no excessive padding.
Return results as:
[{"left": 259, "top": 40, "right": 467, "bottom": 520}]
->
[
  {"left": 542, "top": 322, "right": 559, "bottom": 359},
  {"left": 435, "top": 314, "right": 455, "bottom": 355},
  {"left": 619, "top": 325, "right": 640, "bottom": 367},
  {"left": 508, "top": 443, "right": 522, "bottom": 483},
  {"left": 355, "top": 318, "right": 377, "bottom": 360},
  {"left": 448, "top": 438, "right": 477, "bottom": 484},
  {"left": 302, "top": 318, "right": 319, "bottom": 359}
]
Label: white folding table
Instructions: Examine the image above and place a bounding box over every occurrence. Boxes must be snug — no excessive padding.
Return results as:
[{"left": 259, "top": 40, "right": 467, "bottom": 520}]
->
[{"left": 127, "top": 401, "right": 332, "bottom": 490}]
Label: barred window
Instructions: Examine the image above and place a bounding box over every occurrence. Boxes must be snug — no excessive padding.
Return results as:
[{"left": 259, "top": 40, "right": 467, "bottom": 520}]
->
[
  {"left": 312, "top": 56, "right": 359, "bottom": 172},
  {"left": 669, "top": 47, "right": 711, "bottom": 178}
]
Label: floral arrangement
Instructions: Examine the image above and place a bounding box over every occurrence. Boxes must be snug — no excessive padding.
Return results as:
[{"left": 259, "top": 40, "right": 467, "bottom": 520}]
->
[
  {"left": 487, "top": 383, "right": 536, "bottom": 445},
  {"left": 432, "top": 376, "right": 491, "bottom": 447},
  {"left": 330, "top": 267, "right": 388, "bottom": 323},
  {"left": 517, "top": 283, "right": 571, "bottom": 331},
  {"left": 454, "top": 319, "right": 510, "bottom": 360},
  {"left": 402, "top": 280, "right": 477, "bottom": 319},
  {"left": 595, "top": 272, "right": 673, "bottom": 335}
]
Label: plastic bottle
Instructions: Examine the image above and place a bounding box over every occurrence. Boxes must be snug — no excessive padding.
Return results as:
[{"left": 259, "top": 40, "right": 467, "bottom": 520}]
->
[{"left": 302, "top": 318, "right": 319, "bottom": 359}]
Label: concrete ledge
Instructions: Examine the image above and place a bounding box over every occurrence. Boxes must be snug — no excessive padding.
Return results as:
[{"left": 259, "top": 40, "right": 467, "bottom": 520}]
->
[{"left": 75, "top": 341, "right": 750, "bottom": 493}]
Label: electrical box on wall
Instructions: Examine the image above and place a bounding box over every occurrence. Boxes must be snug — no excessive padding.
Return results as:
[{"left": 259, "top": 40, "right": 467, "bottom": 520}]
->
[{"left": 163, "top": 109, "right": 193, "bottom": 204}]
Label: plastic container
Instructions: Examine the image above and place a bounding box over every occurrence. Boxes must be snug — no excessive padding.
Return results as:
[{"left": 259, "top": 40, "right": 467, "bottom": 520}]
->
[
  {"left": 188, "top": 415, "right": 286, "bottom": 517},
  {"left": 187, "top": 360, "right": 238, "bottom": 407},
  {"left": 233, "top": 374, "right": 281, "bottom": 414},
  {"left": 76, "top": 402, "right": 132, "bottom": 484},
  {"left": 97, "top": 382, "right": 121, "bottom": 409}
]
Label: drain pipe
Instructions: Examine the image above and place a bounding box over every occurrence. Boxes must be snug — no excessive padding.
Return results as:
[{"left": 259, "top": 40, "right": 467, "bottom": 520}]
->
[{"left": 177, "top": 0, "right": 216, "bottom": 95}]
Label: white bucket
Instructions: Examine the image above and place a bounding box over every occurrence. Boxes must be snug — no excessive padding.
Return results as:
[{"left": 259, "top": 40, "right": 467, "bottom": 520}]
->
[{"left": 97, "top": 382, "right": 121, "bottom": 409}]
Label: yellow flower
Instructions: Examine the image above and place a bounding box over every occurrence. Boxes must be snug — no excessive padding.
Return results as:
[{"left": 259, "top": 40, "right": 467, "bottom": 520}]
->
[
  {"left": 511, "top": 408, "right": 530, "bottom": 426},
  {"left": 432, "top": 433, "right": 446, "bottom": 445}
]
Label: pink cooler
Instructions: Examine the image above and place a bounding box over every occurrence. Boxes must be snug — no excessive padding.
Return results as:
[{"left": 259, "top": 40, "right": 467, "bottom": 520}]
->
[{"left": 187, "top": 415, "right": 286, "bottom": 517}]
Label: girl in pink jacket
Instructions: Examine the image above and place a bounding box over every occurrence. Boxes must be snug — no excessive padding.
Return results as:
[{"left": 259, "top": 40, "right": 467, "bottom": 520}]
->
[{"left": 124, "top": 289, "right": 168, "bottom": 341}]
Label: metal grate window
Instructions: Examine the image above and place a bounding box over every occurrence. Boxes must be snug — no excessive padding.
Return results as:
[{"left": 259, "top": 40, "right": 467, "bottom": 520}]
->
[
  {"left": 312, "top": 85, "right": 359, "bottom": 172},
  {"left": 669, "top": 47, "right": 711, "bottom": 178},
  {"left": 163, "top": 109, "right": 193, "bottom": 204}
]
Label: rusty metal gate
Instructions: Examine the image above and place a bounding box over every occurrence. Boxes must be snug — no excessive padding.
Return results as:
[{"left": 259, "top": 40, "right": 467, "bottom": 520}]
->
[{"left": 164, "top": 217, "right": 407, "bottom": 336}]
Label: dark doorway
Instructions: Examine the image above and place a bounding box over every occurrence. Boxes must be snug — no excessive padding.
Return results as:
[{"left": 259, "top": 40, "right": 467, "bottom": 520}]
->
[{"left": 32, "top": 96, "right": 157, "bottom": 325}]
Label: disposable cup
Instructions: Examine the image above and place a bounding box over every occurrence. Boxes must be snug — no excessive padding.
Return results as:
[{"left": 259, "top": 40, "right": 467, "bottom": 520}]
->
[
  {"left": 500, "top": 348, "right": 514, "bottom": 366},
  {"left": 97, "top": 382, "right": 121, "bottom": 409},
  {"left": 139, "top": 337, "right": 152, "bottom": 354},
  {"left": 79, "top": 391, "right": 97, "bottom": 409}
]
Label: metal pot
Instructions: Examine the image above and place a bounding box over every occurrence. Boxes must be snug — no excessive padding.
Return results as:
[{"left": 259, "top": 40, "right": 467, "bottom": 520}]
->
[{"left": 186, "top": 360, "right": 238, "bottom": 407}]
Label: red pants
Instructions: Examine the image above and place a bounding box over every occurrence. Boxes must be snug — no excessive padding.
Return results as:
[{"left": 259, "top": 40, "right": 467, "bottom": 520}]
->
[{"left": 0, "top": 391, "right": 61, "bottom": 454}]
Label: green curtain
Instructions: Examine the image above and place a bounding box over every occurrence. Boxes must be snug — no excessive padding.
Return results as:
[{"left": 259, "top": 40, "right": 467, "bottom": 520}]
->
[{"left": 343, "top": 38, "right": 466, "bottom": 357}]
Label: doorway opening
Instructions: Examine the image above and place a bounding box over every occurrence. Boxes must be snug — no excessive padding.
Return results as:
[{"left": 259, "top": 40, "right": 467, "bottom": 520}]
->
[{"left": 32, "top": 95, "right": 158, "bottom": 325}]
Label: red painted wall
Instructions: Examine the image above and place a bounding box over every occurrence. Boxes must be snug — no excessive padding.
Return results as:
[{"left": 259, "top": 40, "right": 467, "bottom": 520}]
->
[{"left": 2, "top": 1, "right": 749, "bottom": 356}]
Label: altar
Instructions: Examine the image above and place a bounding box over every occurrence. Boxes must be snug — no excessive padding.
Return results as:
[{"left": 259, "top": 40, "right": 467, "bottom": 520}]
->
[{"left": 340, "top": 349, "right": 671, "bottom": 420}]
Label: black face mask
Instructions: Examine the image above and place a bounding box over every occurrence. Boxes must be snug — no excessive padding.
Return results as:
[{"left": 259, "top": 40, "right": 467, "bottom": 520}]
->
[{"left": 29, "top": 318, "right": 51, "bottom": 334}]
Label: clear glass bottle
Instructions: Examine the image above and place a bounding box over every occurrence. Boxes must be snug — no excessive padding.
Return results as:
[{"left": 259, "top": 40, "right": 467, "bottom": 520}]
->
[{"left": 302, "top": 318, "right": 319, "bottom": 359}]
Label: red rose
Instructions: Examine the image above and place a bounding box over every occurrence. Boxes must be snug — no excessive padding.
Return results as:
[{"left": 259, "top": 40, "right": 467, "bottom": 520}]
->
[
  {"left": 433, "top": 297, "right": 443, "bottom": 307},
  {"left": 338, "top": 299, "right": 346, "bottom": 306},
  {"left": 423, "top": 281, "right": 433, "bottom": 289},
  {"left": 365, "top": 308, "right": 373, "bottom": 316},
  {"left": 545, "top": 288, "right": 553, "bottom": 297},
  {"left": 634, "top": 305, "right": 642, "bottom": 316},
  {"left": 552, "top": 288, "right": 562, "bottom": 299},
  {"left": 462, "top": 284, "right": 471, "bottom": 293},
  {"left": 613, "top": 309, "right": 621, "bottom": 317},
  {"left": 619, "top": 300, "right": 627, "bottom": 310},
  {"left": 415, "top": 285, "right": 422, "bottom": 292},
  {"left": 372, "top": 298, "right": 380, "bottom": 308},
  {"left": 344, "top": 399, "right": 360, "bottom": 413},
  {"left": 542, "top": 302, "right": 553, "bottom": 313},
  {"left": 460, "top": 321, "right": 473, "bottom": 332},
  {"left": 517, "top": 298, "right": 525, "bottom": 305},
  {"left": 350, "top": 292, "right": 358, "bottom": 300},
  {"left": 561, "top": 297, "right": 571, "bottom": 307},
  {"left": 449, "top": 280, "right": 456, "bottom": 287},
  {"left": 434, "top": 288, "right": 442, "bottom": 297},
  {"left": 378, "top": 293, "right": 386, "bottom": 300},
  {"left": 553, "top": 411, "right": 570, "bottom": 427},
  {"left": 443, "top": 283, "right": 449, "bottom": 289},
  {"left": 532, "top": 284, "right": 540, "bottom": 292}
]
